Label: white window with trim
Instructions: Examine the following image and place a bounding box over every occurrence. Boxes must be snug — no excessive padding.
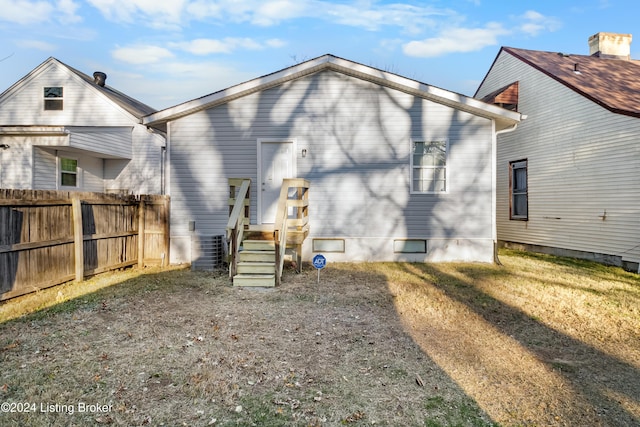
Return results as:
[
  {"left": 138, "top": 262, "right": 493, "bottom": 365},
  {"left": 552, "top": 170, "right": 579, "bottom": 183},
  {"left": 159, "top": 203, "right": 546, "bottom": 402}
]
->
[
  {"left": 59, "top": 157, "right": 79, "bottom": 188},
  {"left": 411, "top": 139, "right": 447, "bottom": 193}
]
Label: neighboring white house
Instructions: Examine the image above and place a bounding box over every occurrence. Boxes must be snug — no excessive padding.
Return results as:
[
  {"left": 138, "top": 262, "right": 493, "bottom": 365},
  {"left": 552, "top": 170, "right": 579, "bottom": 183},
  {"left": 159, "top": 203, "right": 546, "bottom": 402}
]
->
[
  {"left": 144, "top": 54, "right": 521, "bottom": 266},
  {"left": 0, "top": 57, "right": 165, "bottom": 194},
  {"left": 475, "top": 33, "right": 640, "bottom": 271}
]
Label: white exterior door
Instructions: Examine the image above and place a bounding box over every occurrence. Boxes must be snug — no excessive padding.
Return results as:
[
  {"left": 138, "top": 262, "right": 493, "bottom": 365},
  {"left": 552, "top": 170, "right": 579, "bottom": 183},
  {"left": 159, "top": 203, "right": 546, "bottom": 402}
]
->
[{"left": 258, "top": 140, "right": 295, "bottom": 224}]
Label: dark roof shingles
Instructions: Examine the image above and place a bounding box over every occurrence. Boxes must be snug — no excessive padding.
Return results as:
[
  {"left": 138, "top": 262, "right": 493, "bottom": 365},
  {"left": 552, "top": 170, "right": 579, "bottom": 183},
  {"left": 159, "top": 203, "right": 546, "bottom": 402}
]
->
[{"left": 503, "top": 47, "right": 640, "bottom": 117}]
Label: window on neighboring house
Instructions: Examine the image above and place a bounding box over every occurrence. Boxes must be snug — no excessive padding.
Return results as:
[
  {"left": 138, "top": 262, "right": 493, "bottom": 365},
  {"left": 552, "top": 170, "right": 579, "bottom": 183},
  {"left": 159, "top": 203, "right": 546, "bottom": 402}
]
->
[
  {"left": 510, "top": 160, "right": 528, "bottom": 220},
  {"left": 411, "top": 139, "right": 447, "bottom": 193},
  {"left": 44, "top": 87, "right": 63, "bottom": 110},
  {"left": 60, "top": 157, "right": 78, "bottom": 187}
]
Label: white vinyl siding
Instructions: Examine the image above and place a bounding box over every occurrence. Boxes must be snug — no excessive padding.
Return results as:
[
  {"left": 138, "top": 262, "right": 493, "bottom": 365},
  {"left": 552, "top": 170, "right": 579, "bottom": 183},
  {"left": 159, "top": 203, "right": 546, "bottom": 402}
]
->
[
  {"left": 0, "top": 61, "right": 136, "bottom": 126},
  {"left": 80, "top": 154, "right": 105, "bottom": 192},
  {"left": 33, "top": 147, "right": 57, "bottom": 189},
  {"left": 168, "top": 69, "right": 496, "bottom": 263},
  {"left": 477, "top": 51, "right": 640, "bottom": 266},
  {"left": 0, "top": 136, "right": 33, "bottom": 189},
  {"left": 67, "top": 127, "right": 133, "bottom": 159}
]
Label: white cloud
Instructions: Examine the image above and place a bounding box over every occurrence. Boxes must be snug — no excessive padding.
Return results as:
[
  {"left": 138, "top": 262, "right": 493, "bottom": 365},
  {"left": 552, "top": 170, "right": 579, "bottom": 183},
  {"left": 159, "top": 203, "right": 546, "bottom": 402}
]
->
[
  {"left": 84, "top": 0, "right": 452, "bottom": 35},
  {"left": 252, "top": 0, "right": 311, "bottom": 26},
  {"left": 16, "top": 39, "right": 58, "bottom": 51},
  {"left": 171, "top": 39, "right": 234, "bottom": 55},
  {"left": 265, "top": 38, "right": 286, "bottom": 48},
  {"left": 56, "top": 0, "right": 82, "bottom": 24},
  {"left": 171, "top": 37, "right": 285, "bottom": 55},
  {"left": 403, "top": 23, "right": 509, "bottom": 58},
  {"left": 111, "top": 60, "right": 258, "bottom": 109},
  {"left": 87, "top": 0, "right": 187, "bottom": 27},
  {"left": 0, "top": 0, "right": 81, "bottom": 24},
  {"left": 112, "top": 45, "right": 174, "bottom": 64},
  {"left": 328, "top": 2, "right": 449, "bottom": 34},
  {"left": 0, "top": 0, "right": 55, "bottom": 24},
  {"left": 516, "top": 10, "right": 561, "bottom": 36}
]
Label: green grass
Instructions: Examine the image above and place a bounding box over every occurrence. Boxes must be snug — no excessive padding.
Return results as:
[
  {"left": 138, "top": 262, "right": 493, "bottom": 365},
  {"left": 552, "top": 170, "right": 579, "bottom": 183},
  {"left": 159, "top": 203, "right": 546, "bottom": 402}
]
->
[{"left": 424, "top": 396, "right": 498, "bottom": 427}]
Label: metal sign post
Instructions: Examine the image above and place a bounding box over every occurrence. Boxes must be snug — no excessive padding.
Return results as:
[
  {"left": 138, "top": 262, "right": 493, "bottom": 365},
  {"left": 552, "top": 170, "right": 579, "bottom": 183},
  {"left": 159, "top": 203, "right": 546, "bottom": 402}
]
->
[{"left": 312, "top": 254, "right": 327, "bottom": 284}]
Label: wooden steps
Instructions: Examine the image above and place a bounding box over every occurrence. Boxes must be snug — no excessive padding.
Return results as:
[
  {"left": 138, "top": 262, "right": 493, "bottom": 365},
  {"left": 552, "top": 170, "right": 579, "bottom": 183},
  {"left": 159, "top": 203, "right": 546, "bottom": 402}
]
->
[
  {"left": 227, "top": 178, "right": 310, "bottom": 287},
  {"left": 233, "top": 240, "right": 276, "bottom": 287}
]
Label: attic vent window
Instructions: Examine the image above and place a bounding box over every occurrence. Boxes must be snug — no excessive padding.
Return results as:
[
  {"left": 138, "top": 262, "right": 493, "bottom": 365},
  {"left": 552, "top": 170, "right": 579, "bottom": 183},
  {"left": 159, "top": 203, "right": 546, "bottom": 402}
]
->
[{"left": 44, "top": 87, "right": 63, "bottom": 110}]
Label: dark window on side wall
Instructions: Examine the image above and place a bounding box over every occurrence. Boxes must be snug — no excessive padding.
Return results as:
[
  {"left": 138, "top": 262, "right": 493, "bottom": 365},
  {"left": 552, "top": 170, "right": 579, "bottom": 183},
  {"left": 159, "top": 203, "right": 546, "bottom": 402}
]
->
[
  {"left": 510, "top": 160, "right": 528, "bottom": 220},
  {"left": 44, "top": 87, "right": 63, "bottom": 110}
]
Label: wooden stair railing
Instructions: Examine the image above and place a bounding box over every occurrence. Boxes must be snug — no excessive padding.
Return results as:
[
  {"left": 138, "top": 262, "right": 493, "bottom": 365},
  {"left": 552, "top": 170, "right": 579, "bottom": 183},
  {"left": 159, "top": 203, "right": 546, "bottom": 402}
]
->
[
  {"left": 226, "top": 178, "right": 251, "bottom": 279},
  {"left": 273, "top": 178, "right": 310, "bottom": 286}
]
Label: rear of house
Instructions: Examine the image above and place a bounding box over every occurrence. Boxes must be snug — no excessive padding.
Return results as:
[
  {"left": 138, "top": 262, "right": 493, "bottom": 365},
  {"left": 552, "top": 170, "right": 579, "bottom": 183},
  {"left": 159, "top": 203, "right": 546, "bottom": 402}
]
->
[
  {"left": 145, "top": 55, "right": 520, "bottom": 267},
  {"left": 476, "top": 33, "right": 640, "bottom": 271},
  {"left": 0, "top": 57, "right": 165, "bottom": 194}
]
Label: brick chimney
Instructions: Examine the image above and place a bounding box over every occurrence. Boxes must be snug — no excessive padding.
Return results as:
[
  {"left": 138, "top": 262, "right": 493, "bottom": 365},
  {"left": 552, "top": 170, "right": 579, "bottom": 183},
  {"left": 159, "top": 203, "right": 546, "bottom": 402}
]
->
[{"left": 589, "top": 32, "right": 632, "bottom": 60}]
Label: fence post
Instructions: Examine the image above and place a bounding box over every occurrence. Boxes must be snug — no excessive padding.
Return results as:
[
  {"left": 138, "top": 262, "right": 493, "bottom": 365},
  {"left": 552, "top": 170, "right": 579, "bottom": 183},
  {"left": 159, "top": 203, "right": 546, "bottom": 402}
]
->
[
  {"left": 71, "top": 197, "right": 84, "bottom": 282},
  {"left": 138, "top": 199, "right": 146, "bottom": 268}
]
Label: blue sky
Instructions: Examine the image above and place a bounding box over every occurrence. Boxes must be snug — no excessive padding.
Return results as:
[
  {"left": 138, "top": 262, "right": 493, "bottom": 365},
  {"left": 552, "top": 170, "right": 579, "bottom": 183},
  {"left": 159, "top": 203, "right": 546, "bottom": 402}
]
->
[{"left": 0, "top": 0, "right": 637, "bottom": 110}]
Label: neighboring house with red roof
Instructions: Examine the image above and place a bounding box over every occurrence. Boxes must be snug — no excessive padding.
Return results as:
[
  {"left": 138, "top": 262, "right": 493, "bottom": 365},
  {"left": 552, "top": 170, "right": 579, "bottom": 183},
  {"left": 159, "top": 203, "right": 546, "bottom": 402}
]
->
[
  {"left": 0, "top": 57, "right": 166, "bottom": 194},
  {"left": 476, "top": 33, "right": 640, "bottom": 271}
]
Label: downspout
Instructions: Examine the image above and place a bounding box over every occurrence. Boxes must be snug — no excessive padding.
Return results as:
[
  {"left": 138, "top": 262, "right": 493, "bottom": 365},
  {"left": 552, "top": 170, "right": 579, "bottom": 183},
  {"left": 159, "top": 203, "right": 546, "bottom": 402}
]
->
[
  {"left": 160, "top": 146, "right": 166, "bottom": 195},
  {"left": 493, "top": 121, "right": 519, "bottom": 265},
  {"left": 0, "top": 143, "right": 9, "bottom": 187}
]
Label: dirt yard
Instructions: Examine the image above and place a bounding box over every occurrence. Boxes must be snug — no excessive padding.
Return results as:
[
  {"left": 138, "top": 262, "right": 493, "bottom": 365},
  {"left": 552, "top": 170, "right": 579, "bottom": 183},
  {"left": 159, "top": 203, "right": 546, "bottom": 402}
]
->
[{"left": 0, "top": 250, "right": 638, "bottom": 426}]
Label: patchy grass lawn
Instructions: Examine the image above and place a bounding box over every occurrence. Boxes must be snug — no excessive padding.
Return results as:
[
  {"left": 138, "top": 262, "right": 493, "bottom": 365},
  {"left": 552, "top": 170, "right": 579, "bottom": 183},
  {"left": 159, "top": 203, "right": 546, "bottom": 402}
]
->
[{"left": 0, "top": 250, "right": 638, "bottom": 426}]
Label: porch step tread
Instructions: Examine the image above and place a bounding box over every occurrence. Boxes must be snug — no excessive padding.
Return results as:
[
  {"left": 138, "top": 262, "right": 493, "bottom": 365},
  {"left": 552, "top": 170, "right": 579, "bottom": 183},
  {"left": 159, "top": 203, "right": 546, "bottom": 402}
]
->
[
  {"left": 239, "top": 250, "right": 276, "bottom": 262},
  {"left": 233, "top": 273, "right": 276, "bottom": 287},
  {"left": 243, "top": 240, "right": 276, "bottom": 250},
  {"left": 237, "top": 262, "right": 276, "bottom": 274}
]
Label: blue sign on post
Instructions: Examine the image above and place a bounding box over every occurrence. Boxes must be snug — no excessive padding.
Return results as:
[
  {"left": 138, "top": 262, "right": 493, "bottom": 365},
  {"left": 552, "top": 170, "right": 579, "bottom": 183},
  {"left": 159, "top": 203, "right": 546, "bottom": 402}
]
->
[
  {"left": 312, "top": 254, "right": 327, "bottom": 270},
  {"left": 312, "top": 254, "right": 326, "bottom": 284}
]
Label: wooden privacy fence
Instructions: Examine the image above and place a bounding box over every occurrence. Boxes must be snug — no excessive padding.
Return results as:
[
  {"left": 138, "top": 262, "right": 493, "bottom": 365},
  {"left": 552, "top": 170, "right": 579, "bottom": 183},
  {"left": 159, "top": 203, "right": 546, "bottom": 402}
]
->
[{"left": 0, "top": 189, "right": 170, "bottom": 301}]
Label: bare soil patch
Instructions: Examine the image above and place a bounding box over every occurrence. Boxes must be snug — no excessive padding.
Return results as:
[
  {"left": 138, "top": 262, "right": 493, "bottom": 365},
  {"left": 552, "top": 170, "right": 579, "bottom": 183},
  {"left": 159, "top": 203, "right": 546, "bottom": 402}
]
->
[{"left": 0, "top": 250, "right": 638, "bottom": 426}]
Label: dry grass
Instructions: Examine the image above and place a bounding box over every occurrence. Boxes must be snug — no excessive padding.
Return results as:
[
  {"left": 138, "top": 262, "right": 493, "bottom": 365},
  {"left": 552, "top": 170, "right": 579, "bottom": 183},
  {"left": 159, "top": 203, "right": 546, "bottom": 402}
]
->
[{"left": 0, "top": 249, "right": 638, "bottom": 426}]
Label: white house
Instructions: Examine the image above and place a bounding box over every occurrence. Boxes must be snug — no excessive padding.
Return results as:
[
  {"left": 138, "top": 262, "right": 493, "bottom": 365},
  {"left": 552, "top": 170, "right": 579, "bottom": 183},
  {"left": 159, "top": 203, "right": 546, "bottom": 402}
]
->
[
  {"left": 144, "top": 54, "right": 521, "bottom": 271},
  {"left": 475, "top": 33, "right": 640, "bottom": 271},
  {"left": 0, "top": 57, "right": 165, "bottom": 194}
]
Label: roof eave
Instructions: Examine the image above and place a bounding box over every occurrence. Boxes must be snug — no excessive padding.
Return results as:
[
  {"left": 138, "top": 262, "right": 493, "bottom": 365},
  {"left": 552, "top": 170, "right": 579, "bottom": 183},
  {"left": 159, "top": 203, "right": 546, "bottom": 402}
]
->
[
  {"left": 143, "top": 54, "right": 522, "bottom": 126},
  {"left": 143, "top": 56, "right": 332, "bottom": 125}
]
